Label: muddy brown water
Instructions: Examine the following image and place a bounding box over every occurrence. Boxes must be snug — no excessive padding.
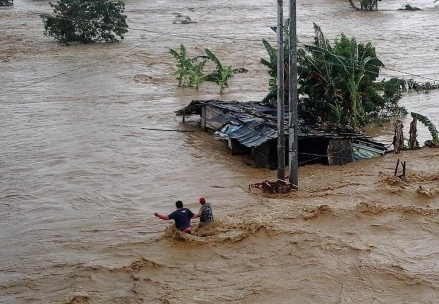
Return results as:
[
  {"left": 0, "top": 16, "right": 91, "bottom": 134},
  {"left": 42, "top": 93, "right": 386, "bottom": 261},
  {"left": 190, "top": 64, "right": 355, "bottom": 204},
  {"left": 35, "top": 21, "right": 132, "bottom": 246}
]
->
[{"left": 1, "top": 0, "right": 439, "bottom": 303}]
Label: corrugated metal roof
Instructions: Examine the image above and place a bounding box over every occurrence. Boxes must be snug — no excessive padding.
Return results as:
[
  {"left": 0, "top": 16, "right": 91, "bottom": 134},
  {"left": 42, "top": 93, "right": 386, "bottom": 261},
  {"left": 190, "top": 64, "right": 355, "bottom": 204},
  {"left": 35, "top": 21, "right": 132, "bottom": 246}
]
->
[
  {"left": 177, "top": 100, "right": 386, "bottom": 151},
  {"left": 227, "top": 121, "right": 277, "bottom": 147},
  {"left": 216, "top": 120, "right": 277, "bottom": 148}
]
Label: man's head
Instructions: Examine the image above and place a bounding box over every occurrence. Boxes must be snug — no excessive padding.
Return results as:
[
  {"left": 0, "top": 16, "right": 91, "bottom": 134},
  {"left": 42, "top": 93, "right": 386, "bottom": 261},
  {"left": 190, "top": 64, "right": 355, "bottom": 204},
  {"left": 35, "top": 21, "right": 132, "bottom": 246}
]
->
[
  {"left": 199, "top": 197, "right": 206, "bottom": 204},
  {"left": 176, "top": 200, "right": 183, "bottom": 208}
]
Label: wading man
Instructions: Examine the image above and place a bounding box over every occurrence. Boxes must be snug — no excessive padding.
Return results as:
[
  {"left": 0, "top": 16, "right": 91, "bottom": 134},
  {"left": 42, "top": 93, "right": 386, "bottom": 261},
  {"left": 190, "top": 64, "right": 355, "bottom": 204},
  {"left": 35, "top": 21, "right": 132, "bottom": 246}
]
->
[{"left": 154, "top": 200, "right": 195, "bottom": 234}]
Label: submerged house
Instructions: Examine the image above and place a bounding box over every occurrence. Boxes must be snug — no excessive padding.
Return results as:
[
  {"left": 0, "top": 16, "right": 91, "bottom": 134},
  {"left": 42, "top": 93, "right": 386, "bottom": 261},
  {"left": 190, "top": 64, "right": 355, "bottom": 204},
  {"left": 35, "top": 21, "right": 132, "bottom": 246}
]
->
[{"left": 176, "top": 100, "right": 388, "bottom": 169}]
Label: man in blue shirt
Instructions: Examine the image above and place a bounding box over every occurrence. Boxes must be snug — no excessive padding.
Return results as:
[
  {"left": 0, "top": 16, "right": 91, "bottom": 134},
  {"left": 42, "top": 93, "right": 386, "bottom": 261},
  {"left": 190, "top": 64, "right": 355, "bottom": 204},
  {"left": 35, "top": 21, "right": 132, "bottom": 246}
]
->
[{"left": 154, "top": 200, "right": 195, "bottom": 234}]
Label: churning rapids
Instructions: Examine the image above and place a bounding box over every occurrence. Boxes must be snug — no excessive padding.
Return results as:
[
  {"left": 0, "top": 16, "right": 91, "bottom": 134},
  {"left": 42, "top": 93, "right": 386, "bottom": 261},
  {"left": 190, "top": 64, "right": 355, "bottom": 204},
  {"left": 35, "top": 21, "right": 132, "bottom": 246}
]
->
[{"left": 1, "top": 0, "right": 439, "bottom": 303}]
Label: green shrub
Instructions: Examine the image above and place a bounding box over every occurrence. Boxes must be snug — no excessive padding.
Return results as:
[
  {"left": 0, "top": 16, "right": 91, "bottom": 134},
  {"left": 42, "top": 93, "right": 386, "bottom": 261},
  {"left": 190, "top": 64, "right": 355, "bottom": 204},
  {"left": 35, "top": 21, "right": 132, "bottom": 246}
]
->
[{"left": 41, "top": 0, "right": 128, "bottom": 44}]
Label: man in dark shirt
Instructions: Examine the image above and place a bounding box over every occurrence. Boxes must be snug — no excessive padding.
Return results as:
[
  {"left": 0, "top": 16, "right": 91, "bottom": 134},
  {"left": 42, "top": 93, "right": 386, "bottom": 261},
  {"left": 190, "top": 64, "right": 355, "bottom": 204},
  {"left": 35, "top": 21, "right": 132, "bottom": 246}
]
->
[{"left": 154, "top": 200, "right": 195, "bottom": 234}]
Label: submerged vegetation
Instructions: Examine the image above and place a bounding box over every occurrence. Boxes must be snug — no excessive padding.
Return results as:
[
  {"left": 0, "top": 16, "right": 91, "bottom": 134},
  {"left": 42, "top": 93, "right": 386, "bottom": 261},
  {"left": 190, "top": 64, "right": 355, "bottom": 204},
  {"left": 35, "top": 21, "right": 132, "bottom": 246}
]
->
[
  {"left": 261, "top": 22, "right": 409, "bottom": 130},
  {"left": 399, "top": 4, "right": 421, "bottom": 10},
  {"left": 170, "top": 21, "right": 439, "bottom": 133},
  {"left": 170, "top": 44, "right": 247, "bottom": 94},
  {"left": 35, "top": 0, "right": 439, "bottom": 138}
]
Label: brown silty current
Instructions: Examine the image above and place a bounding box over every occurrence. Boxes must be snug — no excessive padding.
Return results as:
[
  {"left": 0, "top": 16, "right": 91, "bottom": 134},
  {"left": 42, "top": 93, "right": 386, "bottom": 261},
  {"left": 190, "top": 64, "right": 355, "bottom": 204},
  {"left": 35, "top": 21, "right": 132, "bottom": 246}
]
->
[{"left": 1, "top": 0, "right": 439, "bottom": 303}]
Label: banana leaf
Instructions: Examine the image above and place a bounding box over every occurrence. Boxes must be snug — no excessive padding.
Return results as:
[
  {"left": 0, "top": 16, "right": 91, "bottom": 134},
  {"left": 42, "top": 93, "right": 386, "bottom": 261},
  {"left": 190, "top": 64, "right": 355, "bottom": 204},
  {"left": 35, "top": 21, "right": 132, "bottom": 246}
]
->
[{"left": 411, "top": 112, "right": 439, "bottom": 144}]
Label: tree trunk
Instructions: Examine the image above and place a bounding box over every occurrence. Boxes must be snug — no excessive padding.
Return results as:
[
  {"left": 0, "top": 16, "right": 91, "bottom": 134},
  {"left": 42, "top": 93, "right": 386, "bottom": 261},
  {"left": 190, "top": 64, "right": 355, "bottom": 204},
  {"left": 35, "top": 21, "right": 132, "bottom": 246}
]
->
[
  {"left": 409, "top": 116, "right": 418, "bottom": 149},
  {"left": 361, "top": 0, "right": 379, "bottom": 11},
  {"left": 393, "top": 120, "right": 404, "bottom": 153},
  {"left": 347, "top": 0, "right": 379, "bottom": 11},
  {"left": 347, "top": 0, "right": 361, "bottom": 11}
]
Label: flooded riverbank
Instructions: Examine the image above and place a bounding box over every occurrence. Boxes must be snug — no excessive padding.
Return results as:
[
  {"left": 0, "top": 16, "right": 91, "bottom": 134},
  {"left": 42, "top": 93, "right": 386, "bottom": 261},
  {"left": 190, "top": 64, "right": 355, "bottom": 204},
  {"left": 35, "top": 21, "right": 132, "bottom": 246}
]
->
[{"left": 1, "top": 0, "right": 439, "bottom": 303}]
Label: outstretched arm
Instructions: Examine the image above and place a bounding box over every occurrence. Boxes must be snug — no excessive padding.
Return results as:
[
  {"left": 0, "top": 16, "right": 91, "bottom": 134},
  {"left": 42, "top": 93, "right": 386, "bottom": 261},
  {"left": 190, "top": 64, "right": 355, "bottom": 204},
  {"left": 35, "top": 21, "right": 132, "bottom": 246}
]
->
[
  {"left": 154, "top": 212, "right": 169, "bottom": 220},
  {"left": 192, "top": 207, "right": 202, "bottom": 218}
]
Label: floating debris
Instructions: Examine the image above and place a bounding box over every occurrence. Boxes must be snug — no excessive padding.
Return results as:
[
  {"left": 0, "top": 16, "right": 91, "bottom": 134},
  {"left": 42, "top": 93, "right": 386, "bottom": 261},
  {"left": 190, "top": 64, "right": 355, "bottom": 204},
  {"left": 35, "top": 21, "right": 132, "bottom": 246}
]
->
[{"left": 249, "top": 180, "right": 292, "bottom": 194}]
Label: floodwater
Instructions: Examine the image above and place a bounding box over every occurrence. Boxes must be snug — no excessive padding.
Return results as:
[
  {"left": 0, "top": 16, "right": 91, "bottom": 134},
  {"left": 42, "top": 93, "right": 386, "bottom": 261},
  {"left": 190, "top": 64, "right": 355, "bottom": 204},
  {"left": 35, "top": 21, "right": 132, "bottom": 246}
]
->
[{"left": 1, "top": 0, "right": 439, "bottom": 303}]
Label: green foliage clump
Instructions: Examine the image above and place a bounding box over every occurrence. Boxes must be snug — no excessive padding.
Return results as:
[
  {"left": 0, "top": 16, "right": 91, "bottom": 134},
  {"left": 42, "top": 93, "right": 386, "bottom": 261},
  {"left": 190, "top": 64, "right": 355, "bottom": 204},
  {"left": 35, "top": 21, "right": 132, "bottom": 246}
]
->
[
  {"left": 297, "top": 23, "right": 398, "bottom": 129},
  {"left": 260, "top": 22, "right": 407, "bottom": 130},
  {"left": 374, "top": 77, "right": 407, "bottom": 118},
  {"left": 169, "top": 44, "right": 247, "bottom": 94},
  {"left": 41, "top": 0, "right": 128, "bottom": 44}
]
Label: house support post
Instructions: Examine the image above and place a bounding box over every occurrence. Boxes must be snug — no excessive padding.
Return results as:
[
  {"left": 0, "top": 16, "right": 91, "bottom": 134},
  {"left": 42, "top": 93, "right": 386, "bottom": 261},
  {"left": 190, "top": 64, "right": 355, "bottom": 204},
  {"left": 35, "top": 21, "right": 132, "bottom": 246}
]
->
[{"left": 201, "top": 106, "right": 207, "bottom": 131}]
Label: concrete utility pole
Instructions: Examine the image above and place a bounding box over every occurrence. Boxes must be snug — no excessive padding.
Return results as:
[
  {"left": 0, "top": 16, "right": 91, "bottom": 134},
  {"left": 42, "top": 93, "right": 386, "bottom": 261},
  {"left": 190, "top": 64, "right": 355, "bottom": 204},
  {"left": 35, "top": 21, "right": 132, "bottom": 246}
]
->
[
  {"left": 276, "top": 0, "right": 285, "bottom": 181},
  {"left": 276, "top": 0, "right": 298, "bottom": 188},
  {"left": 288, "top": 0, "right": 299, "bottom": 189}
]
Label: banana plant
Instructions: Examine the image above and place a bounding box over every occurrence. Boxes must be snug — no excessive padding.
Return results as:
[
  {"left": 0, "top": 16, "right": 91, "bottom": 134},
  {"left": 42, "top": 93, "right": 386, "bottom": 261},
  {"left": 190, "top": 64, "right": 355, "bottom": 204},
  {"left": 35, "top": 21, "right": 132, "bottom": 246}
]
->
[
  {"left": 204, "top": 48, "right": 247, "bottom": 94},
  {"left": 260, "top": 19, "right": 291, "bottom": 105},
  {"left": 188, "top": 58, "right": 208, "bottom": 90},
  {"left": 345, "top": 55, "right": 372, "bottom": 130},
  {"left": 260, "top": 38, "right": 278, "bottom": 104},
  {"left": 169, "top": 44, "right": 193, "bottom": 87},
  {"left": 411, "top": 112, "right": 439, "bottom": 147},
  {"left": 303, "top": 41, "right": 381, "bottom": 130},
  {"left": 328, "top": 102, "right": 342, "bottom": 123}
]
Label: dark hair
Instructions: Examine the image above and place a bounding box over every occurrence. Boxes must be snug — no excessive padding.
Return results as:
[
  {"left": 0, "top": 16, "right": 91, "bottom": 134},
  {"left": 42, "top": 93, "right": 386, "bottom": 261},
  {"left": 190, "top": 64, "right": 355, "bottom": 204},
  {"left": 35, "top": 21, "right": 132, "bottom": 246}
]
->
[{"left": 175, "top": 200, "right": 183, "bottom": 208}]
